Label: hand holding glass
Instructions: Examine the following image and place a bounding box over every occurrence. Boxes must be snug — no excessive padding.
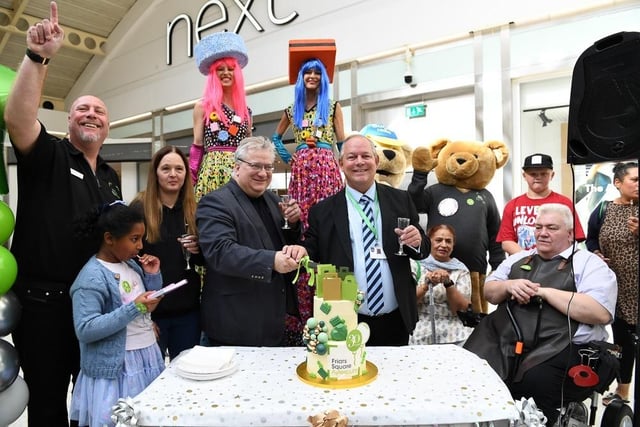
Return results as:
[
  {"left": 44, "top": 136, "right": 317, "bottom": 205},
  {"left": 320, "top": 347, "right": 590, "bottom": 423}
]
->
[
  {"left": 280, "top": 194, "right": 291, "bottom": 229},
  {"left": 179, "top": 234, "right": 193, "bottom": 270},
  {"left": 395, "top": 217, "right": 410, "bottom": 256}
]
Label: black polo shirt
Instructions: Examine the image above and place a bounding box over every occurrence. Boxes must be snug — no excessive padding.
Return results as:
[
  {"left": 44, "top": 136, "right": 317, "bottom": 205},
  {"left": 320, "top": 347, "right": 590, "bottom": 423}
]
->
[
  {"left": 130, "top": 200, "right": 203, "bottom": 318},
  {"left": 10, "top": 124, "right": 121, "bottom": 292}
]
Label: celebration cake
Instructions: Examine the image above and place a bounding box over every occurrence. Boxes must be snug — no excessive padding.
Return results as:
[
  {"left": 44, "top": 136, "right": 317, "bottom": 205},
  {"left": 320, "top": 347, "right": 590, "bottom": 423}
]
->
[{"left": 301, "top": 263, "right": 371, "bottom": 382}]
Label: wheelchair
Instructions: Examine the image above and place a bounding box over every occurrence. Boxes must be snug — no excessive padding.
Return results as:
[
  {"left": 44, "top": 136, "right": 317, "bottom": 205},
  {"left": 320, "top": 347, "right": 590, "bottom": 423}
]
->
[
  {"left": 518, "top": 335, "right": 633, "bottom": 427},
  {"left": 464, "top": 299, "right": 634, "bottom": 427},
  {"left": 554, "top": 393, "right": 632, "bottom": 427},
  {"left": 552, "top": 340, "right": 633, "bottom": 427}
]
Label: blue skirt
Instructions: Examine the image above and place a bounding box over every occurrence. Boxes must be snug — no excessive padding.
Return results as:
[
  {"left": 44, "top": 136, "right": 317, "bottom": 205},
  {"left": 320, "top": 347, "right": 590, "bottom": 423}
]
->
[{"left": 70, "top": 344, "right": 165, "bottom": 427}]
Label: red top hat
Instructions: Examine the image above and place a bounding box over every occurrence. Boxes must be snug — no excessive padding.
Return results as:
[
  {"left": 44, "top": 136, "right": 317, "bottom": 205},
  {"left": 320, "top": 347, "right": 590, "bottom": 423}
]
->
[{"left": 288, "top": 39, "right": 336, "bottom": 84}]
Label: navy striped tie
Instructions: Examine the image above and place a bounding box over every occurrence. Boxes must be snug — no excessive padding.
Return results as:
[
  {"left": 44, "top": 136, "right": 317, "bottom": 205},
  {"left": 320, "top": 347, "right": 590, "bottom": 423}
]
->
[{"left": 360, "top": 195, "right": 384, "bottom": 314}]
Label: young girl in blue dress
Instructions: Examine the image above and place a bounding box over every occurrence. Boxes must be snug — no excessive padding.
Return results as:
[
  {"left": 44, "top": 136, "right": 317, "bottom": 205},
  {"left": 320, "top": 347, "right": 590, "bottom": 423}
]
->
[{"left": 69, "top": 201, "right": 165, "bottom": 426}]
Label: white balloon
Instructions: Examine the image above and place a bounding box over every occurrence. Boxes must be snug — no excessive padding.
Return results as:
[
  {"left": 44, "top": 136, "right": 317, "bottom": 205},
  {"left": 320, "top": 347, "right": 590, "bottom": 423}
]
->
[
  {"left": 0, "top": 375, "right": 28, "bottom": 425},
  {"left": 357, "top": 322, "right": 371, "bottom": 344}
]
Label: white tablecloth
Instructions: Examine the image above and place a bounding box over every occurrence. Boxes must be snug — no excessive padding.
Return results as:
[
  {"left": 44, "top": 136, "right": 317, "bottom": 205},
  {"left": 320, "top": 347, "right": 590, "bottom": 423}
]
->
[{"left": 131, "top": 345, "right": 519, "bottom": 426}]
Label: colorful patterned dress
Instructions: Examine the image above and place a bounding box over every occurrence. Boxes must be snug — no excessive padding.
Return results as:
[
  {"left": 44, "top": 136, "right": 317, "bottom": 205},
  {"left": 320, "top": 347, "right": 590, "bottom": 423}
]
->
[
  {"left": 194, "top": 104, "right": 252, "bottom": 201},
  {"left": 286, "top": 100, "right": 343, "bottom": 228},
  {"left": 284, "top": 100, "right": 344, "bottom": 345}
]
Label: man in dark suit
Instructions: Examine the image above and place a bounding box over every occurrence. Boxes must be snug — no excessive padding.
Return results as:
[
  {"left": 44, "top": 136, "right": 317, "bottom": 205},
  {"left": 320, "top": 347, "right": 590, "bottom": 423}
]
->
[
  {"left": 303, "top": 134, "right": 428, "bottom": 345},
  {"left": 196, "top": 136, "right": 307, "bottom": 346}
]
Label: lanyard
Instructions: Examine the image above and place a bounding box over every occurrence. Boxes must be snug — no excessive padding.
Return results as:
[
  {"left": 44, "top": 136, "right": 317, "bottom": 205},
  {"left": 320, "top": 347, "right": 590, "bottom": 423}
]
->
[{"left": 346, "top": 190, "right": 380, "bottom": 241}]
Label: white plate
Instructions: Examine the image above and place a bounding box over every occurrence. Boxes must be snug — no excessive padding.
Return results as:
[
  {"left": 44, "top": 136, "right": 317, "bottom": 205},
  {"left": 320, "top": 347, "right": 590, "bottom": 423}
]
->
[
  {"left": 174, "top": 346, "right": 236, "bottom": 373},
  {"left": 178, "top": 359, "right": 232, "bottom": 374},
  {"left": 175, "top": 359, "right": 238, "bottom": 381}
]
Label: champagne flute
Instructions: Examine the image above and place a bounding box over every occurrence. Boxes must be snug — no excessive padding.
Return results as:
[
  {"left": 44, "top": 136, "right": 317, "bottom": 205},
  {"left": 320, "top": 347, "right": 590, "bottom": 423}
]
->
[
  {"left": 395, "top": 217, "right": 410, "bottom": 256},
  {"left": 180, "top": 233, "right": 192, "bottom": 270},
  {"left": 280, "top": 194, "right": 291, "bottom": 229}
]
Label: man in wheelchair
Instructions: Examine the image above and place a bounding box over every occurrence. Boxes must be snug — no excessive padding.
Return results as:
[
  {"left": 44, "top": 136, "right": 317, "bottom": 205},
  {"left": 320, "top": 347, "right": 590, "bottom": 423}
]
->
[{"left": 464, "top": 203, "right": 618, "bottom": 426}]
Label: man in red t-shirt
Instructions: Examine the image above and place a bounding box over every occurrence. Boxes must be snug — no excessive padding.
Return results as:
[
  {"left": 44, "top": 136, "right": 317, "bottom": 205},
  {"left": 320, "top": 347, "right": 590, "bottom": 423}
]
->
[{"left": 497, "top": 153, "right": 585, "bottom": 254}]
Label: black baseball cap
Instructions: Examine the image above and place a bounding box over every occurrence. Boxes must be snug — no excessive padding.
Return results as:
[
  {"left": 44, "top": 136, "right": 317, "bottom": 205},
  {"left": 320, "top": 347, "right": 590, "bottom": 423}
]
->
[{"left": 522, "top": 153, "right": 553, "bottom": 170}]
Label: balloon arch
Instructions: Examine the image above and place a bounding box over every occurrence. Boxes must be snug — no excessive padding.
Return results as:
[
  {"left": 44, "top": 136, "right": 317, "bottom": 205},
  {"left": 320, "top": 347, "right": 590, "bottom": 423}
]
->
[{"left": 0, "top": 63, "right": 29, "bottom": 425}]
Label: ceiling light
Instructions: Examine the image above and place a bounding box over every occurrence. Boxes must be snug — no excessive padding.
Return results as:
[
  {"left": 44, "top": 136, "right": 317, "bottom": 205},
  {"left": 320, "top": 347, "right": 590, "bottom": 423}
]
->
[{"left": 110, "top": 112, "right": 152, "bottom": 127}]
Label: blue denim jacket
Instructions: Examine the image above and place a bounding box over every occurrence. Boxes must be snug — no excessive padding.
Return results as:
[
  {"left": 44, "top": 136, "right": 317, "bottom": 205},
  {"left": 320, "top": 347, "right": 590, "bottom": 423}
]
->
[{"left": 70, "top": 256, "right": 162, "bottom": 379}]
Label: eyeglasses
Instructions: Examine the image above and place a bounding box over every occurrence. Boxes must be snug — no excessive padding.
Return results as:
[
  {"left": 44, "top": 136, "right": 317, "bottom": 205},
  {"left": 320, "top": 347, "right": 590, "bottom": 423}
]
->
[{"left": 237, "top": 158, "right": 275, "bottom": 172}]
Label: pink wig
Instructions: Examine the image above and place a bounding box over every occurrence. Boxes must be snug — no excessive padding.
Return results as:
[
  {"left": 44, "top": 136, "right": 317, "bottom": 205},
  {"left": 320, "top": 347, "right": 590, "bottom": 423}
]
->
[{"left": 202, "top": 57, "right": 249, "bottom": 127}]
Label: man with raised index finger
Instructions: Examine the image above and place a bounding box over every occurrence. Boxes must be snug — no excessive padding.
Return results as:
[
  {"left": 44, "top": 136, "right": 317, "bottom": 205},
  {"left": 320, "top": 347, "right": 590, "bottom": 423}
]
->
[{"left": 4, "top": 2, "right": 121, "bottom": 425}]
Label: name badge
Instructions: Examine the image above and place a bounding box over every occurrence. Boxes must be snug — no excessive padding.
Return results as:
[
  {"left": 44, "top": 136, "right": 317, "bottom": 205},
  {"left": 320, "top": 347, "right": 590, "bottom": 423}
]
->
[
  {"left": 370, "top": 245, "right": 386, "bottom": 259},
  {"left": 315, "top": 129, "right": 323, "bottom": 139},
  {"left": 70, "top": 168, "right": 84, "bottom": 180}
]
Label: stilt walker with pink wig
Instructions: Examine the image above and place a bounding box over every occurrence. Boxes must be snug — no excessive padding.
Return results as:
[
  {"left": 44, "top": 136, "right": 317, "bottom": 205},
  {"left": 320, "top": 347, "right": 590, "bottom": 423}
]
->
[{"left": 190, "top": 32, "right": 252, "bottom": 201}]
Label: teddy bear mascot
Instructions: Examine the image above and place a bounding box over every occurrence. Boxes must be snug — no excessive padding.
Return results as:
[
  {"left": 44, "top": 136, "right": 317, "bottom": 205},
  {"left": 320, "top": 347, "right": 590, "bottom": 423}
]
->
[
  {"left": 408, "top": 139, "right": 509, "bottom": 313},
  {"left": 360, "top": 124, "right": 413, "bottom": 188}
]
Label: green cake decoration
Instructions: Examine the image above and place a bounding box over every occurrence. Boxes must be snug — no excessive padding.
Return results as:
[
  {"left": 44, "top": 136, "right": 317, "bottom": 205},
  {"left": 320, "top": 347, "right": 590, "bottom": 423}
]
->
[
  {"left": 341, "top": 274, "right": 358, "bottom": 300},
  {"left": 316, "top": 361, "right": 329, "bottom": 379},
  {"left": 329, "top": 316, "right": 344, "bottom": 327},
  {"left": 298, "top": 256, "right": 368, "bottom": 350},
  {"left": 330, "top": 323, "right": 348, "bottom": 341},
  {"left": 320, "top": 302, "right": 332, "bottom": 314}
]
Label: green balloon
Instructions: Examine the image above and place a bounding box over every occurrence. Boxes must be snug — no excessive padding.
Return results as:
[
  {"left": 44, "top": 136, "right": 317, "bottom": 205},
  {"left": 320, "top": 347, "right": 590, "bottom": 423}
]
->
[
  {"left": 0, "top": 202, "right": 15, "bottom": 244},
  {"left": 1, "top": 64, "right": 17, "bottom": 195},
  {"left": 0, "top": 247, "right": 17, "bottom": 296},
  {"left": 0, "top": 64, "right": 18, "bottom": 130}
]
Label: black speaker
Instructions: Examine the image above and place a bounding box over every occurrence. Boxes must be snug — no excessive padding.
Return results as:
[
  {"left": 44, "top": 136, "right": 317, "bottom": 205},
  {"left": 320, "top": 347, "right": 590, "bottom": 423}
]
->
[{"left": 567, "top": 31, "right": 640, "bottom": 165}]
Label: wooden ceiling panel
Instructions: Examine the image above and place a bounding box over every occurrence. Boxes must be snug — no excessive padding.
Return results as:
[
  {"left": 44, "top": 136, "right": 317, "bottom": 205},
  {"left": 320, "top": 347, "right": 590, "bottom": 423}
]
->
[{"left": 0, "top": 0, "right": 137, "bottom": 108}]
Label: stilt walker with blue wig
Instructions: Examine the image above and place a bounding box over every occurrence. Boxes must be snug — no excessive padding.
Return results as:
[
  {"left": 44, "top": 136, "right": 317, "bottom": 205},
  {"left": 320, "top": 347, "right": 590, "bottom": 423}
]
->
[
  {"left": 272, "top": 40, "right": 345, "bottom": 345},
  {"left": 191, "top": 32, "right": 252, "bottom": 202}
]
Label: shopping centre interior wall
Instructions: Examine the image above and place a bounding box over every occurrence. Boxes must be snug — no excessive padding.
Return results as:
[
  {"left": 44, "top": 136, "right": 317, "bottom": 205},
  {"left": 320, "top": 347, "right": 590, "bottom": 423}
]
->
[
  {"left": 67, "top": 0, "right": 633, "bottom": 121},
  {"left": 5, "top": 1, "right": 639, "bottom": 224}
]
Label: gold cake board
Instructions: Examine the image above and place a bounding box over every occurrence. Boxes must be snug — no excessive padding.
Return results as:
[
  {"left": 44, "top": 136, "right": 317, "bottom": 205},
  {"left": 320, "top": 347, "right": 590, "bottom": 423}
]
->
[{"left": 296, "top": 361, "right": 378, "bottom": 389}]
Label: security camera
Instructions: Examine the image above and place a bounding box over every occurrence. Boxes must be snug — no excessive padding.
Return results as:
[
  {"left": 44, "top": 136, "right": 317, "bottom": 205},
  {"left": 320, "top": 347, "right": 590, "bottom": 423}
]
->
[
  {"left": 404, "top": 73, "right": 417, "bottom": 88},
  {"left": 403, "top": 48, "right": 417, "bottom": 87},
  {"left": 404, "top": 73, "right": 413, "bottom": 85}
]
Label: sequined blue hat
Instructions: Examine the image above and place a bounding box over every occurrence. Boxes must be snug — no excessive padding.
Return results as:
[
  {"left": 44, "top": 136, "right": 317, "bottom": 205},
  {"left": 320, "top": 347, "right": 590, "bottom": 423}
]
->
[{"left": 195, "top": 32, "right": 248, "bottom": 75}]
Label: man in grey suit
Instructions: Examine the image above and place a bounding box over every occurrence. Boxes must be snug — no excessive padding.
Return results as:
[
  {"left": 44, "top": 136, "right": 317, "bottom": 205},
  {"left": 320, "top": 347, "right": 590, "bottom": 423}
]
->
[
  {"left": 197, "top": 136, "right": 307, "bottom": 346},
  {"left": 303, "top": 134, "right": 428, "bottom": 345}
]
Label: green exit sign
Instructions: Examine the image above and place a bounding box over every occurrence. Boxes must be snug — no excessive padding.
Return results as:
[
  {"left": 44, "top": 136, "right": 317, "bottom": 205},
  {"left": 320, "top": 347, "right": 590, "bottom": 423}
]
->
[{"left": 405, "top": 104, "right": 426, "bottom": 119}]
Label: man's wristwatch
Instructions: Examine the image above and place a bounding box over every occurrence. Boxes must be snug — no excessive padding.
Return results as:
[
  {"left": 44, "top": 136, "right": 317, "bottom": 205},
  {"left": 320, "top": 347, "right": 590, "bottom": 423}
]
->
[
  {"left": 26, "top": 48, "right": 50, "bottom": 65},
  {"left": 443, "top": 279, "right": 455, "bottom": 288}
]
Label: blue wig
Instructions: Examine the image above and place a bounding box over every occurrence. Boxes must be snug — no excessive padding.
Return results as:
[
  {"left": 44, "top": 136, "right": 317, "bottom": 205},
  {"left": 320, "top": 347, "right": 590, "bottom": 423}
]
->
[{"left": 293, "top": 59, "right": 331, "bottom": 129}]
